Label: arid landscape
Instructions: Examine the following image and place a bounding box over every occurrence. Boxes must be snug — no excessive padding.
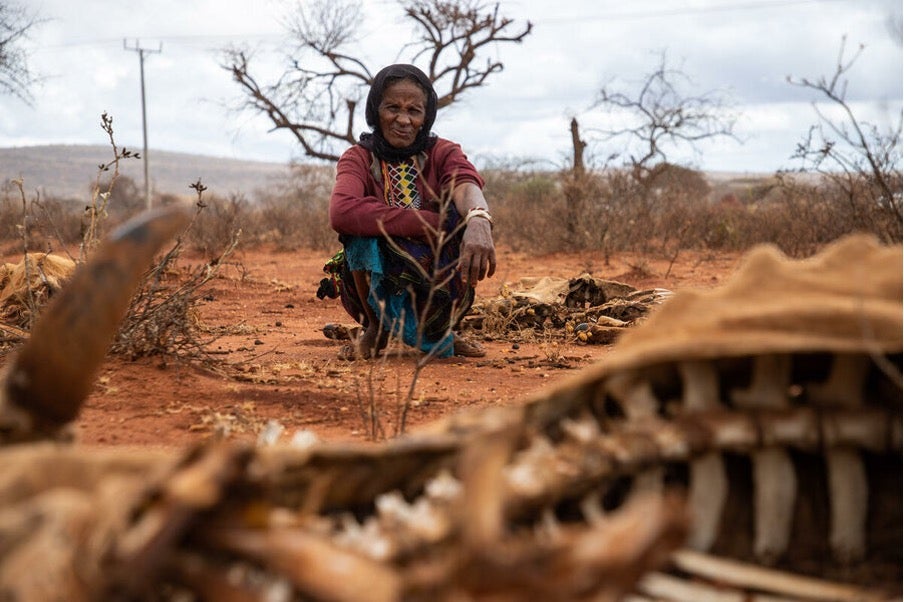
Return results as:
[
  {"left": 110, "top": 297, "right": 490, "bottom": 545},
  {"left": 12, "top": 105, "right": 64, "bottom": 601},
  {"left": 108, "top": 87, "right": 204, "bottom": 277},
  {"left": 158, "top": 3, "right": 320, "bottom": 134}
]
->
[
  {"left": 0, "top": 156, "right": 899, "bottom": 599},
  {"left": 0, "top": 1, "right": 899, "bottom": 597},
  {"left": 0, "top": 144, "right": 845, "bottom": 450},
  {"left": 0, "top": 144, "right": 291, "bottom": 202},
  {"left": 0, "top": 142, "right": 896, "bottom": 453},
  {"left": 25, "top": 242, "right": 741, "bottom": 448}
]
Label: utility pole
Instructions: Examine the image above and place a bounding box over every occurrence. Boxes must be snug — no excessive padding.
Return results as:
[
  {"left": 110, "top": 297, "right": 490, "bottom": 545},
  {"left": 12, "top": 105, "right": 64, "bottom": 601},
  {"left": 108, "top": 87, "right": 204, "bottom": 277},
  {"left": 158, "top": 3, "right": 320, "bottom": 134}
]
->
[{"left": 123, "top": 39, "right": 162, "bottom": 210}]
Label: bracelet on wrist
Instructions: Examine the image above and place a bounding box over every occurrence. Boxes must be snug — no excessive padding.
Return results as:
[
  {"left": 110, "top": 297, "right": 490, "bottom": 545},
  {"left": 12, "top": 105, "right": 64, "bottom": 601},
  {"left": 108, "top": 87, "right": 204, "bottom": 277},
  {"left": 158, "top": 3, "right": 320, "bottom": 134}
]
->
[{"left": 465, "top": 207, "right": 494, "bottom": 229}]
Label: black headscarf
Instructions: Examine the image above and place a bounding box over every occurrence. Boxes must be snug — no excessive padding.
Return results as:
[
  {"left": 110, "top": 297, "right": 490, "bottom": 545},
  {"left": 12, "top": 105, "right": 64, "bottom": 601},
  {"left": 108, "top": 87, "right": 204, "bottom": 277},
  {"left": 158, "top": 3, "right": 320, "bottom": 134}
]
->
[{"left": 358, "top": 64, "right": 438, "bottom": 162}]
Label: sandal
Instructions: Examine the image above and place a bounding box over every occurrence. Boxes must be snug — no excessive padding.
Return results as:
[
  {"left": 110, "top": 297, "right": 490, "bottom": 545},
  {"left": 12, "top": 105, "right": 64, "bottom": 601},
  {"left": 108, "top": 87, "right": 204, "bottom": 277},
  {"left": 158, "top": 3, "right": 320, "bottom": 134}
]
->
[
  {"left": 337, "top": 340, "right": 376, "bottom": 361},
  {"left": 323, "top": 323, "right": 360, "bottom": 341},
  {"left": 453, "top": 335, "right": 486, "bottom": 358},
  {"left": 337, "top": 343, "right": 358, "bottom": 361}
]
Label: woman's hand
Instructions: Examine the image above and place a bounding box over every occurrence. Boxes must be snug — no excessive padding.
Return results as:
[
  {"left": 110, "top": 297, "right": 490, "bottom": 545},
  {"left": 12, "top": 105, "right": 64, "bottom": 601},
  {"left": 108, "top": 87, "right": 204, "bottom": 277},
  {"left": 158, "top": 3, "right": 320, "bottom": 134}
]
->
[
  {"left": 459, "top": 217, "right": 496, "bottom": 286},
  {"left": 451, "top": 182, "right": 496, "bottom": 285}
]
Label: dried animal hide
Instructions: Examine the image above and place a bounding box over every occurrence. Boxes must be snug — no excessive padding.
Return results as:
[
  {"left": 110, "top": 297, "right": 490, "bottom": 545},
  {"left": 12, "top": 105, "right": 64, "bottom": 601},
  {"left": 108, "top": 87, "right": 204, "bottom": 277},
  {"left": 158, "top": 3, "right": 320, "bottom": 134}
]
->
[
  {"left": 499, "top": 234, "right": 903, "bottom": 588},
  {"left": 465, "top": 274, "right": 672, "bottom": 337},
  {"left": 0, "top": 211, "right": 899, "bottom": 601},
  {"left": 0, "top": 253, "right": 75, "bottom": 328}
]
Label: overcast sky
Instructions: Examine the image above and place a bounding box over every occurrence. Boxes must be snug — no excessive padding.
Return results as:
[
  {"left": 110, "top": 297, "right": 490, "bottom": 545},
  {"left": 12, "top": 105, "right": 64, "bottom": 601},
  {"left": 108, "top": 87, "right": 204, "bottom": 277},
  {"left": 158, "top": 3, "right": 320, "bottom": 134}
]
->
[{"left": 2, "top": 0, "right": 901, "bottom": 174}]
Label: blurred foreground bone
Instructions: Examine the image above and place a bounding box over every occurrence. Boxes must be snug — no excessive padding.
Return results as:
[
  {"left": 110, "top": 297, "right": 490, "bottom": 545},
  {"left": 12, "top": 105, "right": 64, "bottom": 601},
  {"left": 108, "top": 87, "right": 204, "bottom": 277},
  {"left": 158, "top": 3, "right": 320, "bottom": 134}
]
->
[
  {"left": 0, "top": 207, "right": 191, "bottom": 442},
  {"left": 0, "top": 216, "right": 899, "bottom": 601}
]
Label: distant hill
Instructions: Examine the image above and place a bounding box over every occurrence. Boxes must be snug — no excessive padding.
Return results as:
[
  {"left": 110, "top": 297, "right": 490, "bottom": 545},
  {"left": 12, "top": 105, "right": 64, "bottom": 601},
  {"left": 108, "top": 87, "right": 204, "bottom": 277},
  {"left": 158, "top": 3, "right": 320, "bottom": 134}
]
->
[{"left": 0, "top": 144, "right": 294, "bottom": 202}]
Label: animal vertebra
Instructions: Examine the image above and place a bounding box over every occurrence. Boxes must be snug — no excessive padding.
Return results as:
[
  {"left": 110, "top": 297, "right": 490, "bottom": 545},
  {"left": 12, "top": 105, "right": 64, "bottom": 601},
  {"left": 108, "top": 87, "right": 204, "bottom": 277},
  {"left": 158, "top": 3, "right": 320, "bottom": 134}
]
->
[{"left": 0, "top": 211, "right": 898, "bottom": 601}]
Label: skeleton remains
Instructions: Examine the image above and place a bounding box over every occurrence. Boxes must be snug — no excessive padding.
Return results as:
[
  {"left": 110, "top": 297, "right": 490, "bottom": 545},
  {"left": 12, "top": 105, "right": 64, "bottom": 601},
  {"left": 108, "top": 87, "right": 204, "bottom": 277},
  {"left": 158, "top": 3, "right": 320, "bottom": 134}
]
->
[{"left": 0, "top": 207, "right": 900, "bottom": 601}]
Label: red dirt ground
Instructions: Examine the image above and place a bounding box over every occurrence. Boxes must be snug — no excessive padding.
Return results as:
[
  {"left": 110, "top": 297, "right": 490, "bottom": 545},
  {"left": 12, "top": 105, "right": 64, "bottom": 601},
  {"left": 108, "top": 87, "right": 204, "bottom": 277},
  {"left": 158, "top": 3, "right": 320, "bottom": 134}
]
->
[{"left": 3, "top": 244, "right": 744, "bottom": 448}]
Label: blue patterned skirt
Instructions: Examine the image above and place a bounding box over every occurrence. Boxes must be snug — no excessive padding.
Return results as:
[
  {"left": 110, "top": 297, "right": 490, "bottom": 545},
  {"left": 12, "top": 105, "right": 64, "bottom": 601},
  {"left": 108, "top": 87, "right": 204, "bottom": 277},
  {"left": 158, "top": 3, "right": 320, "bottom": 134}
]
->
[{"left": 338, "top": 209, "right": 472, "bottom": 358}]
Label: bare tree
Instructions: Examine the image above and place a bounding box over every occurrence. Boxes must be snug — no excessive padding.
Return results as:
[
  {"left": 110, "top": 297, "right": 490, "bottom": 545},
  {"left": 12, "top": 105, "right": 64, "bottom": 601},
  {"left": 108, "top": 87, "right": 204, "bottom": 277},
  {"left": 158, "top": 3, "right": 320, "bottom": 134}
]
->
[
  {"left": 222, "top": 0, "right": 531, "bottom": 162},
  {"left": 582, "top": 53, "right": 736, "bottom": 258},
  {"left": 590, "top": 52, "right": 739, "bottom": 179},
  {"left": 787, "top": 37, "right": 902, "bottom": 243},
  {"left": 0, "top": 1, "right": 42, "bottom": 104}
]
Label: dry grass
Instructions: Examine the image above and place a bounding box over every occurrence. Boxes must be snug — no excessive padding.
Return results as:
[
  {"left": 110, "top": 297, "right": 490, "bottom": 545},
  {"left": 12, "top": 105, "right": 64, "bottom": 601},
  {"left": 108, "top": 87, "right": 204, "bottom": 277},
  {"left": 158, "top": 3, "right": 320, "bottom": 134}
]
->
[
  {"left": 4, "top": 162, "right": 899, "bottom": 260},
  {"left": 487, "top": 165, "right": 901, "bottom": 258}
]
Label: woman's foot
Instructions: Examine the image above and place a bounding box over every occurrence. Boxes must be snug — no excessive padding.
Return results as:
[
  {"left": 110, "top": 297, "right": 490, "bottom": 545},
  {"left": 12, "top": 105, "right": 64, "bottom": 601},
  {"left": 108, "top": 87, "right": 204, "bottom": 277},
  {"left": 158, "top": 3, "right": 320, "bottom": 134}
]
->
[
  {"left": 337, "top": 325, "right": 389, "bottom": 360},
  {"left": 359, "top": 324, "right": 390, "bottom": 357},
  {"left": 453, "top": 334, "right": 486, "bottom": 358}
]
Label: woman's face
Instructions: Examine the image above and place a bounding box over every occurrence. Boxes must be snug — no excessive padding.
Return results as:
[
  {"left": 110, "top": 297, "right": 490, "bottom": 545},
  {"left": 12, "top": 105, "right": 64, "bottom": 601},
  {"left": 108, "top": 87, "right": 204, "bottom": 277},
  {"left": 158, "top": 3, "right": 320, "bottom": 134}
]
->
[{"left": 378, "top": 79, "right": 427, "bottom": 148}]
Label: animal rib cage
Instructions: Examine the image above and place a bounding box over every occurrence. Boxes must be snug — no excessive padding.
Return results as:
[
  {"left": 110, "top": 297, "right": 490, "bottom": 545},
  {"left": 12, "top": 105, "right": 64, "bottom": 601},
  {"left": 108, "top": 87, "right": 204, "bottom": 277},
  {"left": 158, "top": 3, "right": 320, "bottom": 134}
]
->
[{"left": 0, "top": 208, "right": 899, "bottom": 601}]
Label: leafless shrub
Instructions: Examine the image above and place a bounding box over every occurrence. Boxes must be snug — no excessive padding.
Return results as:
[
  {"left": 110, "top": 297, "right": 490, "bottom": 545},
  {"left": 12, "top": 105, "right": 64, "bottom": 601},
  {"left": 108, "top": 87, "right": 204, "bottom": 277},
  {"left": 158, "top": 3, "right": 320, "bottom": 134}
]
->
[
  {"left": 787, "top": 37, "right": 902, "bottom": 243},
  {"left": 0, "top": 115, "right": 139, "bottom": 341},
  {"left": 80, "top": 112, "right": 142, "bottom": 260},
  {"left": 0, "top": 182, "right": 80, "bottom": 249},
  {"left": 30, "top": 197, "right": 83, "bottom": 246},
  {"left": 0, "top": 116, "right": 237, "bottom": 371},
  {"left": 258, "top": 194, "right": 335, "bottom": 251},
  {"left": 186, "top": 192, "right": 249, "bottom": 258},
  {"left": 2, "top": 178, "right": 47, "bottom": 331},
  {"left": 254, "top": 163, "right": 335, "bottom": 251},
  {"left": 492, "top": 162, "right": 713, "bottom": 259},
  {"left": 349, "top": 188, "right": 476, "bottom": 439},
  {"left": 111, "top": 182, "right": 239, "bottom": 364},
  {"left": 684, "top": 196, "right": 749, "bottom": 251},
  {"left": 486, "top": 149, "right": 895, "bottom": 263},
  {"left": 0, "top": 118, "right": 141, "bottom": 254},
  {"left": 94, "top": 174, "right": 145, "bottom": 220},
  {"left": 0, "top": 186, "right": 23, "bottom": 242},
  {"left": 489, "top": 171, "right": 567, "bottom": 254},
  {"left": 560, "top": 170, "right": 611, "bottom": 253},
  {"left": 745, "top": 175, "right": 876, "bottom": 257}
]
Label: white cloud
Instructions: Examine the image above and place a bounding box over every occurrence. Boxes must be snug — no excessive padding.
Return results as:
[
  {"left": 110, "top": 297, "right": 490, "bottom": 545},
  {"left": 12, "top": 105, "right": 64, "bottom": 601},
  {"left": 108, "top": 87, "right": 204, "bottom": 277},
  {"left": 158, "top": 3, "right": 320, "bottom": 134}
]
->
[{"left": 4, "top": 0, "right": 901, "bottom": 174}]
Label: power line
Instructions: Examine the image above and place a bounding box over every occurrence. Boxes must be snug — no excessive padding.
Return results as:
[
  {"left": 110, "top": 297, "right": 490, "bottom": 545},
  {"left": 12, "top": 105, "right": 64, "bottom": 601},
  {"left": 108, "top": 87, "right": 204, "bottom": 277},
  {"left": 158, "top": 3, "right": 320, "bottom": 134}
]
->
[
  {"left": 41, "top": 32, "right": 285, "bottom": 51},
  {"left": 36, "top": 0, "right": 850, "bottom": 49},
  {"left": 534, "top": 0, "right": 850, "bottom": 24}
]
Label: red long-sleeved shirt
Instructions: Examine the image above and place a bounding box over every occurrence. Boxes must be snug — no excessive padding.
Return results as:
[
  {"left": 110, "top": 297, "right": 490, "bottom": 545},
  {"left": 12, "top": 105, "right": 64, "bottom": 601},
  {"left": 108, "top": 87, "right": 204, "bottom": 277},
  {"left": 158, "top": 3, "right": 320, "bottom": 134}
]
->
[{"left": 329, "top": 138, "right": 484, "bottom": 239}]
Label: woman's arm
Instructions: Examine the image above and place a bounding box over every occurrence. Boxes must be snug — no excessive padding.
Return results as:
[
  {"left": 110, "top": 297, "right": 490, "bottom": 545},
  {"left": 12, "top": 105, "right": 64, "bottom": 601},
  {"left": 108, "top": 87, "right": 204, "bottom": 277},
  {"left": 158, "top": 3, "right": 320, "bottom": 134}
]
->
[
  {"left": 329, "top": 149, "right": 439, "bottom": 238},
  {"left": 452, "top": 181, "right": 496, "bottom": 285}
]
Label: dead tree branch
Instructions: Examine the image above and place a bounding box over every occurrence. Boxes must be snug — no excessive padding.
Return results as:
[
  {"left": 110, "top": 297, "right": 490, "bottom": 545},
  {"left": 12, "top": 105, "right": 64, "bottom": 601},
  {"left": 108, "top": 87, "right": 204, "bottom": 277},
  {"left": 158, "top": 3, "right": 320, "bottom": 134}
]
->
[
  {"left": 591, "top": 51, "right": 739, "bottom": 178},
  {"left": 787, "top": 36, "right": 902, "bottom": 242},
  {"left": 0, "top": 1, "right": 44, "bottom": 104},
  {"left": 222, "top": 0, "right": 530, "bottom": 162}
]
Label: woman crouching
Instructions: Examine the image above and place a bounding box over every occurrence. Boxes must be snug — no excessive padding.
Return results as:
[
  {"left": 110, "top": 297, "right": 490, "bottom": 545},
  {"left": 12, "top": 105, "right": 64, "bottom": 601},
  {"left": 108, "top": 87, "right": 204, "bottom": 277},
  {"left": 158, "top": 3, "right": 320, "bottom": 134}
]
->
[{"left": 328, "top": 64, "right": 496, "bottom": 360}]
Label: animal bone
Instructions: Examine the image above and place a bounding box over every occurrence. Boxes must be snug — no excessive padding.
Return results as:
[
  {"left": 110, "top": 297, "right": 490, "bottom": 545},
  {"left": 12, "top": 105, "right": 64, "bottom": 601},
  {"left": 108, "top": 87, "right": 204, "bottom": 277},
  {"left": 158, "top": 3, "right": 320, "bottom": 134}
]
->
[
  {"left": 679, "top": 360, "right": 728, "bottom": 552},
  {"left": 669, "top": 549, "right": 885, "bottom": 602},
  {"left": 824, "top": 448, "right": 868, "bottom": 563},
  {"left": 809, "top": 354, "right": 871, "bottom": 563},
  {"left": 0, "top": 207, "right": 190, "bottom": 443},
  {"left": 545, "top": 234, "right": 902, "bottom": 584},
  {"left": 730, "top": 354, "right": 797, "bottom": 563},
  {"left": 0, "top": 226, "right": 899, "bottom": 600}
]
